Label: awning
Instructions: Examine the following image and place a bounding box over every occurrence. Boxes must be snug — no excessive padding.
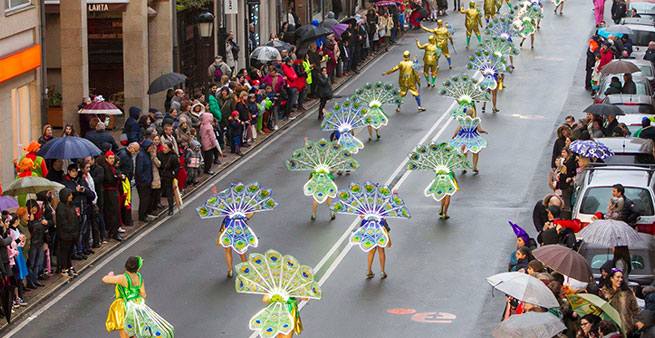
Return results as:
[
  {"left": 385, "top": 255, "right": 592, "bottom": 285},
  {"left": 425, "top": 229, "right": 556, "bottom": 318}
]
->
[{"left": 45, "top": 0, "right": 130, "bottom": 14}]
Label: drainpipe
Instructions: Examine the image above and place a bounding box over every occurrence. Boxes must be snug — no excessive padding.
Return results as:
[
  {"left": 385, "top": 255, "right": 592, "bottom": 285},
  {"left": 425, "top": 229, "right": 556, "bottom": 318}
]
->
[{"left": 39, "top": 0, "right": 48, "bottom": 123}]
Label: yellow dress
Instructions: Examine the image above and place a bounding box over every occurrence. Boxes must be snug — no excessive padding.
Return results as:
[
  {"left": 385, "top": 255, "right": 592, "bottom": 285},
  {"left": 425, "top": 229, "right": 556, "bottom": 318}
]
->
[
  {"left": 106, "top": 273, "right": 142, "bottom": 332},
  {"left": 484, "top": 0, "right": 497, "bottom": 20},
  {"left": 384, "top": 60, "right": 421, "bottom": 97},
  {"left": 417, "top": 40, "right": 440, "bottom": 75},
  {"left": 420, "top": 25, "right": 452, "bottom": 59},
  {"left": 460, "top": 7, "right": 483, "bottom": 36}
]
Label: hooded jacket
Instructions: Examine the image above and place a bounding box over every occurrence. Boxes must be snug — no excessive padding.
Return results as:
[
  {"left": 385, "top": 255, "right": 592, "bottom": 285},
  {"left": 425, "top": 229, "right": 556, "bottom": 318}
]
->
[
  {"left": 199, "top": 113, "right": 219, "bottom": 151},
  {"left": 136, "top": 139, "right": 153, "bottom": 187},
  {"left": 124, "top": 106, "right": 142, "bottom": 144},
  {"left": 208, "top": 92, "right": 222, "bottom": 122},
  {"left": 282, "top": 63, "right": 306, "bottom": 91},
  {"left": 56, "top": 188, "right": 81, "bottom": 242}
]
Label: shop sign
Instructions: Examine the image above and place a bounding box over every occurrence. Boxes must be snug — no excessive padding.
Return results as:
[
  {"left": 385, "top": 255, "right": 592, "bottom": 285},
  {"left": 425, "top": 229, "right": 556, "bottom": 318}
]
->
[{"left": 88, "top": 3, "right": 110, "bottom": 11}]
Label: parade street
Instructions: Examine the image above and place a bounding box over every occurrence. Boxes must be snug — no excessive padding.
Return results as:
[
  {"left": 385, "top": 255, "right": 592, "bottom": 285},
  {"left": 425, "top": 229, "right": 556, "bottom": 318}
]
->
[{"left": 5, "top": 0, "right": 595, "bottom": 337}]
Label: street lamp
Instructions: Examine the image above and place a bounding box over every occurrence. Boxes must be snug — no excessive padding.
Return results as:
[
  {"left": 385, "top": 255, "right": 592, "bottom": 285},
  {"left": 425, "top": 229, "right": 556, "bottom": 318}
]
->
[{"left": 197, "top": 11, "right": 215, "bottom": 39}]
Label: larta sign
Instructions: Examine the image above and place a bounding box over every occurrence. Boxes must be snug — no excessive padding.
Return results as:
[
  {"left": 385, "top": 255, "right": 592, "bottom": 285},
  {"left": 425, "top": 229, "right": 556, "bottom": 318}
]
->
[
  {"left": 88, "top": 3, "right": 109, "bottom": 12},
  {"left": 224, "top": 0, "right": 237, "bottom": 14}
]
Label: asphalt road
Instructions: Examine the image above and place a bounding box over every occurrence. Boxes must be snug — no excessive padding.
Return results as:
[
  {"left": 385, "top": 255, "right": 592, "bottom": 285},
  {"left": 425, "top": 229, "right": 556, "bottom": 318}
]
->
[{"left": 6, "top": 1, "right": 597, "bottom": 337}]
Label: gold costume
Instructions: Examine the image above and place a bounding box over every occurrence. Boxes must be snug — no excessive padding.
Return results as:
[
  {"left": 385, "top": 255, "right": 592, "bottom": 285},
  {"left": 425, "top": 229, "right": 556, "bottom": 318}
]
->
[
  {"left": 484, "top": 0, "right": 497, "bottom": 21},
  {"left": 420, "top": 20, "right": 453, "bottom": 60},
  {"left": 383, "top": 51, "right": 421, "bottom": 97},
  {"left": 460, "top": 3, "right": 483, "bottom": 37},
  {"left": 416, "top": 36, "right": 439, "bottom": 79}
]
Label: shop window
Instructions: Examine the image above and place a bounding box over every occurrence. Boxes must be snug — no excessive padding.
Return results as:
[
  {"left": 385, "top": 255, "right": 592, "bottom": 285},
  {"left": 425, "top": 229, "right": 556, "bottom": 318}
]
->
[
  {"left": 11, "top": 85, "right": 31, "bottom": 160},
  {"left": 5, "top": 0, "right": 31, "bottom": 13}
]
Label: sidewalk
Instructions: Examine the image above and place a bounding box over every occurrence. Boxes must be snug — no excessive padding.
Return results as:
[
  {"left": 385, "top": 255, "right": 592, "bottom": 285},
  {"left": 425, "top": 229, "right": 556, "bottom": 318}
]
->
[{"left": 1, "top": 42, "right": 402, "bottom": 330}]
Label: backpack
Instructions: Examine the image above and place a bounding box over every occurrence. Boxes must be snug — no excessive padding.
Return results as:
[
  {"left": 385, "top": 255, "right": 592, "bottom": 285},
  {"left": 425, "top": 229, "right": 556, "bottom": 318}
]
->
[
  {"left": 213, "top": 66, "right": 223, "bottom": 82},
  {"left": 622, "top": 197, "right": 642, "bottom": 225}
]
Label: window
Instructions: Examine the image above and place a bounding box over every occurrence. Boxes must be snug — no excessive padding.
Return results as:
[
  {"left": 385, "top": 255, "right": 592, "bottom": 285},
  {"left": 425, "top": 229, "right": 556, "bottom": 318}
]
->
[
  {"left": 590, "top": 254, "right": 646, "bottom": 272},
  {"left": 637, "top": 65, "right": 653, "bottom": 77},
  {"left": 580, "top": 186, "right": 655, "bottom": 216},
  {"left": 632, "top": 29, "right": 655, "bottom": 46},
  {"left": 5, "top": 0, "right": 30, "bottom": 12},
  {"left": 615, "top": 104, "right": 655, "bottom": 115},
  {"left": 11, "top": 85, "right": 31, "bottom": 160}
]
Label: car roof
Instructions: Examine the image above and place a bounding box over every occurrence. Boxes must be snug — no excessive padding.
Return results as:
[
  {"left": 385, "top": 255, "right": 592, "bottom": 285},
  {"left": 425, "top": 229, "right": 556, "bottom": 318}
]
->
[
  {"left": 618, "top": 114, "right": 655, "bottom": 125},
  {"left": 580, "top": 232, "right": 655, "bottom": 250},
  {"left": 624, "top": 23, "right": 655, "bottom": 31},
  {"left": 625, "top": 59, "right": 654, "bottom": 67},
  {"left": 587, "top": 165, "right": 653, "bottom": 186},
  {"left": 604, "top": 93, "right": 653, "bottom": 104},
  {"left": 622, "top": 17, "right": 655, "bottom": 25},
  {"left": 599, "top": 137, "right": 654, "bottom": 153}
]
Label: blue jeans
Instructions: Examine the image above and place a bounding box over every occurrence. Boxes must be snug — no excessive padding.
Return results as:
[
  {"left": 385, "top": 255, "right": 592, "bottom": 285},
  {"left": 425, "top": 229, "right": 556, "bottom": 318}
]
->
[
  {"left": 27, "top": 245, "right": 44, "bottom": 283},
  {"left": 286, "top": 87, "right": 298, "bottom": 117},
  {"left": 298, "top": 87, "right": 307, "bottom": 108},
  {"left": 231, "top": 136, "right": 241, "bottom": 153}
]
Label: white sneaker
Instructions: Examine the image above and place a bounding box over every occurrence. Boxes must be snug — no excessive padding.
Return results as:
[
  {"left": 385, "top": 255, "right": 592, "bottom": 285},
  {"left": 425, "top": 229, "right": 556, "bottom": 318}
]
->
[
  {"left": 274, "top": 125, "right": 279, "bottom": 131},
  {"left": 118, "top": 227, "right": 126, "bottom": 233}
]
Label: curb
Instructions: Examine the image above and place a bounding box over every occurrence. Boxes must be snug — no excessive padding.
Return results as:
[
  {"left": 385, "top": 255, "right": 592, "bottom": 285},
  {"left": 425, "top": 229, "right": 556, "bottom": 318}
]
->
[{"left": 0, "top": 40, "right": 402, "bottom": 332}]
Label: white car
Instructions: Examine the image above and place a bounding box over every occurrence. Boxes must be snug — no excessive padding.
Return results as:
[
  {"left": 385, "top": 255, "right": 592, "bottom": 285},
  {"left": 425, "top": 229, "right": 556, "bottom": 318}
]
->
[
  {"left": 599, "top": 137, "right": 655, "bottom": 164},
  {"left": 572, "top": 166, "right": 655, "bottom": 234},
  {"left": 622, "top": 24, "right": 655, "bottom": 59},
  {"left": 618, "top": 113, "right": 655, "bottom": 134}
]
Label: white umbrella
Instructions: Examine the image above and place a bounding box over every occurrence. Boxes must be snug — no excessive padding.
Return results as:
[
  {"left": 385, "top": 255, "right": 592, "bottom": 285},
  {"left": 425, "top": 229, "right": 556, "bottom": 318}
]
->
[
  {"left": 577, "top": 219, "right": 642, "bottom": 247},
  {"left": 249, "top": 46, "right": 282, "bottom": 62},
  {"left": 486, "top": 272, "right": 560, "bottom": 308},
  {"left": 605, "top": 25, "right": 634, "bottom": 35},
  {"left": 493, "top": 312, "right": 566, "bottom": 338}
]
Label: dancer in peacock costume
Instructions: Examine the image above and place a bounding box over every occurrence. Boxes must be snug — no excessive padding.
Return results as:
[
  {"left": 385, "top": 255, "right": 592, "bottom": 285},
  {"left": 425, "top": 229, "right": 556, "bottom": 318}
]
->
[
  {"left": 514, "top": 0, "right": 543, "bottom": 49},
  {"left": 496, "top": 0, "right": 513, "bottom": 11},
  {"left": 104, "top": 256, "right": 174, "bottom": 338},
  {"left": 320, "top": 99, "right": 369, "bottom": 154},
  {"left": 460, "top": 1, "right": 484, "bottom": 49},
  {"left": 479, "top": 35, "right": 520, "bottom": 90},
  {"left": 439, "top": 74, "right": 490, "bottom": 118},
  {"left": 467, "top": 49, "right": 512, "bottom": 113},
  {"left": 286, "top": 138, "right": 359, "bottom": 220},
  {"left": 382, "top": 51, "right": 426, "bottom": 113},
  {"left": 353, "top": 82, "right": 403, "bottom": 141},
  {"left": 420, "top": 20, "right": 455, "bottom": 70},
  {"left": 331, "top": 181, "right": 410, "bottom": 279},
  {"left": 450, "top": 115, "right": 488, "bottom": 174},
  {"left": 485, "top": 15, "right": 519, "bottom": 68},
  {"left": 197, "top": 182, "right": 278, "bottom": 278},
  {"left": 235, "top": 249, "right": 321, "bottom": 338},
  {"left": 416, "top": 35, "right": 442, "bottom": 88},
  {"left": 407, "top": 142, "right": 472, "bottom": 220}
]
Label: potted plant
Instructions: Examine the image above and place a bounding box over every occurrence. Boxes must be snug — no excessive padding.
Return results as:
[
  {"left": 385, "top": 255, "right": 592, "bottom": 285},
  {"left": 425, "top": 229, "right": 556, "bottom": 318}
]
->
[{"left": 46, "top": 85, "right": 63, "bottom": 128}]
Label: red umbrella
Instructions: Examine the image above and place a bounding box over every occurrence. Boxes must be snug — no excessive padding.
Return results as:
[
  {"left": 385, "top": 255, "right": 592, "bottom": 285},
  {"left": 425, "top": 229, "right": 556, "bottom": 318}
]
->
[{"left": 78, "top": 101, "right": 122, "bottom": 115}]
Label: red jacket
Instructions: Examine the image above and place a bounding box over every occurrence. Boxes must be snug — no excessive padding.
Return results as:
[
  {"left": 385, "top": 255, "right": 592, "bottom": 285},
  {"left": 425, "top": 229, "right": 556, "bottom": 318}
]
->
[
  {"left": 598, "top": 49, "right": 614, "bottom": 71},
  {"left": 282, "top": 63, "right": 305, "bottom": 91}
]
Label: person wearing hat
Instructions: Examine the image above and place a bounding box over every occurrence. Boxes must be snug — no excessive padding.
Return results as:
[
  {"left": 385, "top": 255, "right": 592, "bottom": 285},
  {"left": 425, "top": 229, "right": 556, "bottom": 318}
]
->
[
  {"left": 102, "top": 150, "right": 124, "bottom": 241},
  {"left": 382, "top": 50, "right": 426, "bottom": 112},
  {"left": 416, "top": 35, "right": 440, "bottom": 88},
  {"left": 420, "top": 20, "right": 454, "bottom": 70},
  {"left": 460, "top": 1, "right": 483, "bottom": 49}
]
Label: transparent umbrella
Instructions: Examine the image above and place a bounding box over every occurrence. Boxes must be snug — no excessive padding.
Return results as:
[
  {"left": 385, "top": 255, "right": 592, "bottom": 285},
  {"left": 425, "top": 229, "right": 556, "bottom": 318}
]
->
[{"left": 493, "top": 312, "right": 566, "bottom": 338}]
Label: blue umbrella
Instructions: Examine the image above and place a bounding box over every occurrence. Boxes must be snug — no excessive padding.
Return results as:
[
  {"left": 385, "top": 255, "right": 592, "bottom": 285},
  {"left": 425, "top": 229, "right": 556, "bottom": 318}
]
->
[
  {"left": 597, "top": 27, "right": 623, "bottom": 39},
  {"left": 36, "top": 136, "right": 101, "bottom": 159},
  {"left": 569, "top": 140, "right": 614, "bottom": 159}
]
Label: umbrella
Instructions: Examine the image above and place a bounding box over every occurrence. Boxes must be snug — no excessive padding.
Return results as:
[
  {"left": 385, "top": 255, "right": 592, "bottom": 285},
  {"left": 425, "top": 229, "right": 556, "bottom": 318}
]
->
[
  {"left": 601, "top": 60, "right": 642, "bottom": 75},
  {"left": 532, "top": 245, "right": 593, "bottom": 282},
  {"left": 596, "top": 27, "right": 624, "bottom": 39},
  {"left": 36, "top": 136, "right": 101, "bottom": 159},
  {"left": 0, "top": 196, "right": 18, "bottom": 211},
  {"left": 486, "top": 272, "right": 560, "bottom": 308},
  {"left": 296, "top": 25, "right": 334, "bottom": 42},
  {"left": 566, "top": 293, "right": 623, "bottom": 331},
  {"left": 330, "top": 23, "right": 349, "bottom": 38},
  {"left": 148, "top": 72, "right": 187, "bottom": 94},
  {"left": 2, "top": 177, "right": 64, "bottom": 196},
  {"left": 265, "top": 39, "right": 292, "bottom": 52},
  {"left": 249, "top": 46, "right": 282, "bottom": 62},
  {"left": 492, "top": 312, "right": 566, "bottom": 338},
  {"left": 568, "top": 140, "right": 614, "bottom": 159},
  {"left": 577, "top": 219, "right": 642, "bottom": 247},
  {"left": 605, "top": 25, "right": 634, "bottom": 35},
  {"left": 340, "top": 17, "right": 357, "bottom": 25},
  {"left": 78, "top": 100, "right": 122, "bottom": 115},
  {"left": 376, "top": 0, "right": 401, "bottom": 6},
  {"left": 320, "top": 17, "right": 339, "bottom": 29},
  {"left": 583, "top": 103, "right": 626, "bottom": 116}
]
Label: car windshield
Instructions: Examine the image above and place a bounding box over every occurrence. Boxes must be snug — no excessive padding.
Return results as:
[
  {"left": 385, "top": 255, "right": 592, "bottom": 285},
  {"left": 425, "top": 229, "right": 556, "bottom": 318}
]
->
[
  {"left": 580, "top": 186, "right": 655, "bottom": 215},
  {"left": 637, "top": 65, "right": 654, "bottom": 77},
  {"left": 632, "top": 29, "right": 655, "bottom": 46},
  {"left": 615, "top": 103, "right": 655, "bottom": 114},
  {"left": 590, "top": 253, "right": 646, "bottom": 272}
]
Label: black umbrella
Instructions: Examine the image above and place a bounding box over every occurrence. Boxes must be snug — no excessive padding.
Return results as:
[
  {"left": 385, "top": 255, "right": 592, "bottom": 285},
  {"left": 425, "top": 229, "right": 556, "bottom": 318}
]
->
[
  {"left": 583, "top": 103, "right": 625, "bottom": 116},
  {"left": 296, "top": 25, "right": 334, "bottom": 42},
  {"left": 340, "top": 17, "right": 357, "bottom": 25},
  {"left": 265, "top": 39, "right": 292, "bottom": 52},
  {"left": 148, "top": 72, "right": 187, "bottom": 94}
]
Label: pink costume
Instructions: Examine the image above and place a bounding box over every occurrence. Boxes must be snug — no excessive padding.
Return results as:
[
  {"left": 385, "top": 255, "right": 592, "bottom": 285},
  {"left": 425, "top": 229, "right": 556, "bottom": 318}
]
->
[{"left": 594, "top": 0, "right": 605, "bottom": 26}]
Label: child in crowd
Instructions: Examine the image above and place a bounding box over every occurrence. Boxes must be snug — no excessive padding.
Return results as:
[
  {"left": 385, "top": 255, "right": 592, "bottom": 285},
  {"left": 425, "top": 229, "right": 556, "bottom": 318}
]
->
[
  {"left": 247, "top": 93, "right": 259, "bottom": 143},
  {"left": 228, "top": 111, "right": 244, "bottom": 156},
  {"left": 185, "top": 140, "right": 202, "bottom": 186}
]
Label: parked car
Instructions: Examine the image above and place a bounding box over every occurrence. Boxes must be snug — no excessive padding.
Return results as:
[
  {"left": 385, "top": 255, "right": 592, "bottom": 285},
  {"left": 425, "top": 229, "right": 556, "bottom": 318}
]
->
[
  {"left": 626, "top": 59, "right": 655, "bottom": 86},
  {"left": 595, "top": 76, "right": 653, "bottom": 103},
  {"left": 621, "top": 17, "right": 655, "bottom": 25},
  {"left": 572, "top": 166, "right": 655, "bottom": 234},
  {"left": 578, "top": 232, "right": 655, "bottom": 287},
  {"left": 618, "top": 113, "right": 655, "bottom": 134},
  {"left": 602, "top": 94, "right": 655, "bottom": 114},
  {"left": 622, "top": 24, "right": 655, "bottom": 59},
  {"left": 599, "top": 137, "right": 655, "bottom": 164}
]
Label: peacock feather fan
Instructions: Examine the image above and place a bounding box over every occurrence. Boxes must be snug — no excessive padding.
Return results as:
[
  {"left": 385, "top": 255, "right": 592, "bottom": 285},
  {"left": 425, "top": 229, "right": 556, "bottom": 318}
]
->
[
  {"left": 124, "top": 300, "right": 175, "bottom": 338},
  {"left": 479, "top": 36, "right": 520, "bottom": 58},
  {"left": 235, "top": 249, "right": 322, "bottom": 338},
  {"left": 353, "top": 82, "right": 403, "bottom": 129},
  {"left": 286, "top": 139, "right": 359, "bottom": 203},
  {"left": 406, "top": 142, "right": 472, "bottom": 201},
  {"left": 485, "top": 15, "right": 518, "bottom": 40},
  {"left": 466, "top": 49, "right": 512, "bottom": 90},
  {"left": 448, "top": 116, "right": 488, "bottom": 154},
  {"left": 196, "top": 182, "right": 278, "bottom": 254},
  {"left": 320, "top": 99, "right": 369, "bottom": 154},
  {"left": 331, "top": 181, "right": 410, "bottom": 252},
  {"left": 439, "top": 75, "right": 491, "bottom": 107}
]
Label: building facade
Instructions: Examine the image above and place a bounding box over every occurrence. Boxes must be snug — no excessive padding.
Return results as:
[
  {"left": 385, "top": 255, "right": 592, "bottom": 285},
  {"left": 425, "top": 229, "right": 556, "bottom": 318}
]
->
[{"left": 0, "top": 0, "right": 42, "bottom": 189}]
